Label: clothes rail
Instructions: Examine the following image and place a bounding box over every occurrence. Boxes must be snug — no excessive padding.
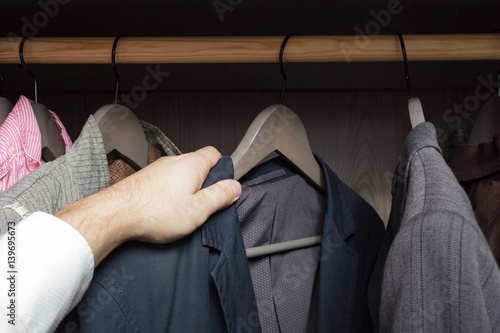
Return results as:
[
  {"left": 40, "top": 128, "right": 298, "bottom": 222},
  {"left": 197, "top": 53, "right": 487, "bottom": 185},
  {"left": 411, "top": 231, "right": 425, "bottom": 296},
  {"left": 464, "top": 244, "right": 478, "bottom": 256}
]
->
[{"left": 0, "top": 35, "right": 499, "bottom": 64}]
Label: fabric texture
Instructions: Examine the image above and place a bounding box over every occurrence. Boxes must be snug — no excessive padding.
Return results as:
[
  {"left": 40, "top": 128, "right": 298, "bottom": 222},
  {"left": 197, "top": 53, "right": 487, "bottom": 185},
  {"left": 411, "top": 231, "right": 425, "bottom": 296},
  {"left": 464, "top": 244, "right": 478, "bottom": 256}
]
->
[
  {"left": 0, "top": 114, "right": 180, "bottom": 234},
  {"left": 108, "top": 159, "right": 136, "bottom": 185},
  {"left": 60, "top": 155, "right": 384, "bottom": 333},
  {"left": 0, "top": 95, "right": 72, "bottom": 192},
  {"left": 368, "top": 122, "right": 500, "bottom": 332},
  {"left": 448, "top": 132, "right": 500, "bottom": 267},
  {"left": 108, "top": 143, "right": 164, "bottom": 185},
  {"left": 237, "top": 169, "right": 325, "bottom": 333},
  {"left": 0, "top": 212, "right": 94, "bottom": 333}
]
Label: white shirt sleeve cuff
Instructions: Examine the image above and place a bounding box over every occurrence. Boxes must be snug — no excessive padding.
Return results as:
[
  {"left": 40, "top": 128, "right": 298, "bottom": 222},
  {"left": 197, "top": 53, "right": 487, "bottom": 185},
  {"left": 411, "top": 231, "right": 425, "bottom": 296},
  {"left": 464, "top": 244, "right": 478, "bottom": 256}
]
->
[{"left": 0, "top": 211, "right": 95, "bottom": 333}]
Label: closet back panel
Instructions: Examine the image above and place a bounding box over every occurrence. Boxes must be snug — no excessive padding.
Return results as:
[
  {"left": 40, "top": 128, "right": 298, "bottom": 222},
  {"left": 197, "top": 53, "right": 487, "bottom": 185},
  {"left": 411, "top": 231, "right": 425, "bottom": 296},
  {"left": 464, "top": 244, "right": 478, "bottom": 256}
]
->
[{"left": 5, "top": 90, "right": 474, "bottom": 223}]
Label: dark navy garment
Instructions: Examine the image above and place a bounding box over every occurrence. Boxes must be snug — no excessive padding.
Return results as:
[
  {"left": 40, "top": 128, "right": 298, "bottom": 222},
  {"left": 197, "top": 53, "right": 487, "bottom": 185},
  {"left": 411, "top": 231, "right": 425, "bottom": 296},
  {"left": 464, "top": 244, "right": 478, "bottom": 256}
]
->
[{"left": 58, "top": 155, "right": 384, "bottom": 333}]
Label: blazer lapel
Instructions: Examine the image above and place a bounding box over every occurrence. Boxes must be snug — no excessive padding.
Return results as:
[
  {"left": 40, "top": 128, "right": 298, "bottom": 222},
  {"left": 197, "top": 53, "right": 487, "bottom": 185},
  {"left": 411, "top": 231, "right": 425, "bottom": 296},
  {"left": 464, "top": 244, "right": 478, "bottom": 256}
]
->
[
  {"left": 316, "top": 157, "right": 358, "bottom": 332},
  {"left": 201, "top": 157, "right": 261, "bottom": 333}
]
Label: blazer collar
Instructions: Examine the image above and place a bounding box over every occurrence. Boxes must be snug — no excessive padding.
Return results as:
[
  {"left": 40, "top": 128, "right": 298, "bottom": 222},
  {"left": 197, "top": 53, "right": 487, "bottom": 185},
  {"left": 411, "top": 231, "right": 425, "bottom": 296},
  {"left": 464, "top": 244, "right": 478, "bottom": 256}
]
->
[
  {"left": 391, "top": 122, "right": 442, "bottom": 231},
  {"left": 397, "top": 122, "right": 442, "bottom": 186}
]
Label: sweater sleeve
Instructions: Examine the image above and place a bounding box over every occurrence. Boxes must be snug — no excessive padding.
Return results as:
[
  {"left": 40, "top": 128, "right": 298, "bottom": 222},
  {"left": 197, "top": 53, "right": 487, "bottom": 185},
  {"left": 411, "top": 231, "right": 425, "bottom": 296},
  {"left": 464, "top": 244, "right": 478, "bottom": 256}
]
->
[{"left": 0, "top": 212, "right": 94, "bottom": 333}]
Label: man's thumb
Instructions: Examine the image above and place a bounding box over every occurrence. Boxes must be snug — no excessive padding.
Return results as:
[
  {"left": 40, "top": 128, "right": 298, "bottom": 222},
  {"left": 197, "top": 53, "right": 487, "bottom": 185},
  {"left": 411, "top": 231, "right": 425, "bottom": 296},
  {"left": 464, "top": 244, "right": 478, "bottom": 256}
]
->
[{"left": 193, "top": 179, "right": 241, "bottom": 224}]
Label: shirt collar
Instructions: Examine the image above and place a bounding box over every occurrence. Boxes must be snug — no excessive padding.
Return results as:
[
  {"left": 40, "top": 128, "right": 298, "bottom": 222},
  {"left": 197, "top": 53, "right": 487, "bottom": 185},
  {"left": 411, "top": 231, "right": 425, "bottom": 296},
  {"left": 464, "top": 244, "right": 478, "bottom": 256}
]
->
[
  {"left": 10, "top": 95, "right": 43, "bottom": 165},
  {"left": 12, "top": 95, "right": 73, "bottom": 163},
  {"left": 140, "top": 120, "right": 181, "bottom": 156},
  {"left": 66, "top": 115, "right": 181, "bottom": 198}
]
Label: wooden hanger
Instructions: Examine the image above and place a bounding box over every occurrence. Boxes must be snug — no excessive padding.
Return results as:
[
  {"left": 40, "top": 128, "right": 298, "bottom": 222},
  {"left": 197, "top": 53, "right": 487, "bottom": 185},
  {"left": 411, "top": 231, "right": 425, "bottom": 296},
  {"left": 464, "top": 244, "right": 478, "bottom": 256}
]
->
[
  {"left": 398, "top": 32, "right": 425, "bottom": 128},
  {"left": 0, "top": 73, "right": 12, "bottom": 125},
  {"left": 94, "top": 104, "right": 148, "bottom": 169},
  {"left": 468, "top": 67, "right": 500, "bottom": 143},
  {"left": 0, "top": 97, "right": 12, "bottom": 126},
  {"left": 231, "top": 104, "right": 325, "bottom": 191},
  {"left": 94, "top": 35, "right": 148, "bottom": 170},
  {"left": 20, "top": 38, "right": 66, "bottom": 162}
]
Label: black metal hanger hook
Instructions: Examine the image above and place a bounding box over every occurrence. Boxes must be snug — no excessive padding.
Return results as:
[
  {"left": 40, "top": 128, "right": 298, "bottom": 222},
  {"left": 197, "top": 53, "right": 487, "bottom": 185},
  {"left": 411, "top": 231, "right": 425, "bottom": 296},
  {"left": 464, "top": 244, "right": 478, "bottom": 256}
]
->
[
  {"left": 0, "top": 72, "right": 4, "bottom": 97},
  {"left": 19, "top": 37, "right": 39, "bottom": 103},
  {"left": 279, "top": 33, "right": 297, "bottom": 105},
  {"left": 112, "top": 34, "right": 126, "bottom": 104},
  {"left": 398, "top": 31, "right": 413, "bottom": 99}
]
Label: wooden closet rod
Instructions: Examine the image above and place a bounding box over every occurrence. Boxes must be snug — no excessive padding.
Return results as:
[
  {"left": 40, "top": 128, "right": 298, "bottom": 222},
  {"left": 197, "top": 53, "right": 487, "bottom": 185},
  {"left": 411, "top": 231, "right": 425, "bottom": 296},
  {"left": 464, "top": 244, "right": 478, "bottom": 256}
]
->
[{"left": 0, "top": 35, "right": 499, "bottom": 64}]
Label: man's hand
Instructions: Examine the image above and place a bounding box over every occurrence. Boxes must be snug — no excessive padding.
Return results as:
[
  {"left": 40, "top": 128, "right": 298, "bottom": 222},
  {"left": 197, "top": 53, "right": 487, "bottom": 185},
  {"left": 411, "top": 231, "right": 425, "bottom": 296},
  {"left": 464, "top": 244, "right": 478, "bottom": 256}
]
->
[{"left": 55, "top": 146, "right": 241, "bottom": 266}]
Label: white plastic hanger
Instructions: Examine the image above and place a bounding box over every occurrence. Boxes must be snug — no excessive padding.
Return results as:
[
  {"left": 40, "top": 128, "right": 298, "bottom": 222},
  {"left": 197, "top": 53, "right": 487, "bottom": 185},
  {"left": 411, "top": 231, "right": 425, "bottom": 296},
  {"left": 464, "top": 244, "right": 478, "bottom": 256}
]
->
[
  {"left": 231, "top": 34, "right": 325, "bottom": 259},
  {"left": 468, "top": 67, "right": 500, "bottom": 144},
  {"left": 93, "top": 35, "right": 149, "bottom": 170},
  {"left": 398, "top": 32, "right": 425, "bottom": 128},
  {"left": 0, "top": 73, "right": 12, "bottom": 126},
  {"left": 20, "top": 38, "right": 66, "bottom": 162}
]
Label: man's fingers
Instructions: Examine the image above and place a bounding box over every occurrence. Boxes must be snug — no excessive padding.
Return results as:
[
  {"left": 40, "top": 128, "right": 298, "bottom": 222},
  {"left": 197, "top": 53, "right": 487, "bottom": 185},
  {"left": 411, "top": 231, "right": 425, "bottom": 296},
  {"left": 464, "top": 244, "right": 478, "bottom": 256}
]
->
[
  {"left": 191, "top": 179, "right": 241, "bottom": 227},
  {"left": 194, "top": 146, "right": 223, "bottom": 170}
]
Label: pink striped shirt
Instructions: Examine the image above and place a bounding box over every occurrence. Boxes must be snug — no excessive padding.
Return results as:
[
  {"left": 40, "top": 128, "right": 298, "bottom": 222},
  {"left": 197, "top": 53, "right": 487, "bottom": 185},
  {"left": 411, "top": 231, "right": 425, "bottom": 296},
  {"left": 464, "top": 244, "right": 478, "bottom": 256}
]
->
[{"left": 0, "top": 96, "right": 72, "bottom": 192}]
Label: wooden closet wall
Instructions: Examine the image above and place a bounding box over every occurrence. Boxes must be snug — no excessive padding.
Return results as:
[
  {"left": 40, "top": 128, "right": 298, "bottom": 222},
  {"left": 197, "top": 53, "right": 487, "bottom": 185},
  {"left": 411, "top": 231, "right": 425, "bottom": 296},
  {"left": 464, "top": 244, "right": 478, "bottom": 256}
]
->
[{"left": 1, "top": 1, "right": 500, "bottom": 223}]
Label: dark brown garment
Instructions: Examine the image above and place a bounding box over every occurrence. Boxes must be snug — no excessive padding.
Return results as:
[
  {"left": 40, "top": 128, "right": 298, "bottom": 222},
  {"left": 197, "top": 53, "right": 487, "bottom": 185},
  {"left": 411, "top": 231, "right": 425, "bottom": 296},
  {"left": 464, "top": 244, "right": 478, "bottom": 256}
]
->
[
  {"left": 448, "top": 132, "right": 500, "bottom": 267},
  {"left": 109, "top": 143, "right": 164, "bottom": 185}
]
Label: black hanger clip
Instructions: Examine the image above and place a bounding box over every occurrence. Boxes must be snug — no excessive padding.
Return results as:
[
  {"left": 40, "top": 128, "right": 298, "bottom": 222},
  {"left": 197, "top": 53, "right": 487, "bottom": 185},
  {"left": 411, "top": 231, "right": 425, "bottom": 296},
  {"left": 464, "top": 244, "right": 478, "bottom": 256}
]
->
[
  {"left": 19, "top": 37, "right": 39, "bottom": 103},
  {"left": 112, "top": 34, "right": 126, "bottom": 104}
]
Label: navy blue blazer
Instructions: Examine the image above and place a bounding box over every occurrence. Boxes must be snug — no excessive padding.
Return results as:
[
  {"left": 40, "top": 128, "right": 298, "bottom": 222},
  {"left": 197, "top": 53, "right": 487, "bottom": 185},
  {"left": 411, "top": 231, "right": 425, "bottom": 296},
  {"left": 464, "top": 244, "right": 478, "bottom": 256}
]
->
[{"left": 59, "top": 156, "right": 384, "bottom": 333}]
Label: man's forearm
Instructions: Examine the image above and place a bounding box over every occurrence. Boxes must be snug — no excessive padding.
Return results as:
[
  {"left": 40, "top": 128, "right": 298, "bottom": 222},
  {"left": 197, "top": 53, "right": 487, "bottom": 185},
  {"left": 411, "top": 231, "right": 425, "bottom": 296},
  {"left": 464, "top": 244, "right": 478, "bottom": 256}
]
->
[{"left": 55, "top": 181, "right": 134, "bottom": 267}]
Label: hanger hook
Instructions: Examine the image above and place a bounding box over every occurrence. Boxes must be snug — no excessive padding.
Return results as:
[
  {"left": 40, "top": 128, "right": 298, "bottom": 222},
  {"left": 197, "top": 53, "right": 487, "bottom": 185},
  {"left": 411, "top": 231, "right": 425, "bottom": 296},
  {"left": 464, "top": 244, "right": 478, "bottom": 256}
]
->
[
  {"left": 497, "top": 59, "right": 500, "bottom": 96},
  {"left": 112, "top": 34, "right": 126, "bottom": 104},
  {"left": 0, "top": 72, "right": 4, "bottom": 97},
  {"left": 397, "top": 31, "right": 413, "bottom": 99},
  {"left": 19, "top": 37, "right": 38, "bottom": 103},
  {"left": 279, "top": 33, "right": 297, "bottom": 105}
]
